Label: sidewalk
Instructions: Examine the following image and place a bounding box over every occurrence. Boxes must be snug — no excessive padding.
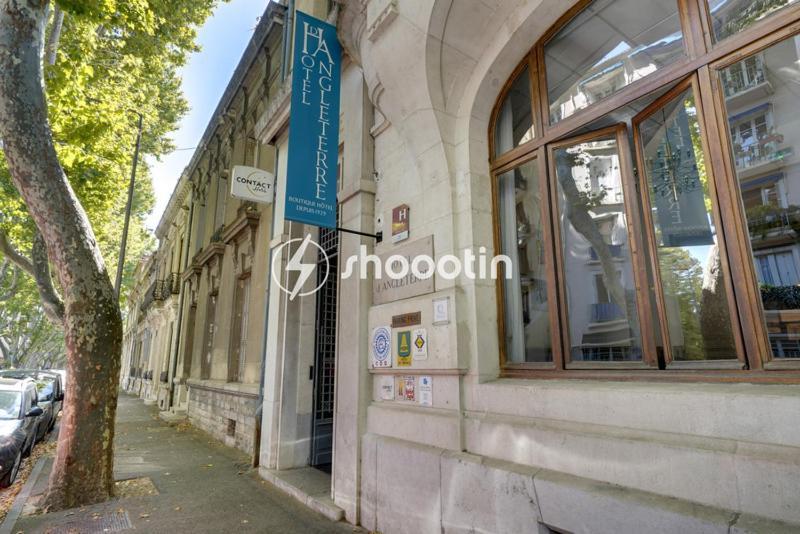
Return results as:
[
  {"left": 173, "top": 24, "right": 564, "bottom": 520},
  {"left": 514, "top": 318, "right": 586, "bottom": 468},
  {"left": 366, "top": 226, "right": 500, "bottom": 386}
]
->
[{"left": 8, "top": 393, "right": 358, "bottom": 533}]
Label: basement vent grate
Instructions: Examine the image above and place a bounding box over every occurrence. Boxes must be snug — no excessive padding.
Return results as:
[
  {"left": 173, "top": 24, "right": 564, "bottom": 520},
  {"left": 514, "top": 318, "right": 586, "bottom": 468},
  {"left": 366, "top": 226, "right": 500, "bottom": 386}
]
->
[{"left": 47, "top": 510, "right": 133, "bottom": 533}]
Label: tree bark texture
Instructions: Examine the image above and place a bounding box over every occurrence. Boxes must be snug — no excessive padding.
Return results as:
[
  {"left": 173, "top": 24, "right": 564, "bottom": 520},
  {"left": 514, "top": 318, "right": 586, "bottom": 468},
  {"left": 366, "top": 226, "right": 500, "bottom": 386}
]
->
[{"left": 0, "top": 0, "right": 121, "bottom": 510}]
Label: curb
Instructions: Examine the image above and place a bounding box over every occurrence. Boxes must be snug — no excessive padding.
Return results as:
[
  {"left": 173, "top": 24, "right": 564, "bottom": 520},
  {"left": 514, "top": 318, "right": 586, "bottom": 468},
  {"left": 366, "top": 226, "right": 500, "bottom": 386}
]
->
[{"left": 0, "top": 456, "right": 46, "bottom": 534}]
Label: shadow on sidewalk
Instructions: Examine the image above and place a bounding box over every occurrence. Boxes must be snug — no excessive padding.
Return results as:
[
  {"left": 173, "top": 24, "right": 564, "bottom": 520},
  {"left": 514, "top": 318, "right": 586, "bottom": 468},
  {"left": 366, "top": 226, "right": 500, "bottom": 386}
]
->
[{"left": 5, "top": 393, "right": 358, "bottom": 534}]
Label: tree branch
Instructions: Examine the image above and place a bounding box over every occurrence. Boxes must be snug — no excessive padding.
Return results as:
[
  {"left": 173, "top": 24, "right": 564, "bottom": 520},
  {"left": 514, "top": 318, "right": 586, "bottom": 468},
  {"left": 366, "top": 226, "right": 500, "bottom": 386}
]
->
[
  {"left": 45, "top": 6, "right": 64, "bottom": 66},
  {"left": 0, "top": 336, "right": 9, "bottom": 364},
  {"left": 31, "top": 232, "right": 65, "bottom": 324},
  {"left": 0, "top": 260, "right": 20, "bottom": 301},
  {"left": 0, "top": 229, "right": 65, "bottom": 325},
  {"left": 0, "top": 229, "right": 34, "bottom": 276}
]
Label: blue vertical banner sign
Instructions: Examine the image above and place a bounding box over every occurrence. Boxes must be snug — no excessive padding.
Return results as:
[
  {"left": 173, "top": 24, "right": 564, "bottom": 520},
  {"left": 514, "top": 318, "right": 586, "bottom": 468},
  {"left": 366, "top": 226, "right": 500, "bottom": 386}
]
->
[{"left": 285, "top": 11, "right": 341, "bottom": 229}]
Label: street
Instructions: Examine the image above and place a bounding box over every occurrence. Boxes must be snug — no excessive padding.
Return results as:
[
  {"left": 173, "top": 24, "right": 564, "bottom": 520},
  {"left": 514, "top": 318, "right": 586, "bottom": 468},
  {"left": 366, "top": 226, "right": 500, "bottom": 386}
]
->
[{"left": 10, "top": 394, "right": 357, "bottom": 533}]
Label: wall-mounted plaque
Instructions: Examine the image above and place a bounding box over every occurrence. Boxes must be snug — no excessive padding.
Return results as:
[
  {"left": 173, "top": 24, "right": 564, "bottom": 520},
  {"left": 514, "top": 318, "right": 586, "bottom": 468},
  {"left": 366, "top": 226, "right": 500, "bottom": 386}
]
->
[
  {"left": 373, "top": 236, "right": 435, "bottom": 305},
  {"left": 392, "top": 204, "right": 410, "bottom": 243},
  {"left": 392, "top": 312, "right": 421, "bottom": 328}
]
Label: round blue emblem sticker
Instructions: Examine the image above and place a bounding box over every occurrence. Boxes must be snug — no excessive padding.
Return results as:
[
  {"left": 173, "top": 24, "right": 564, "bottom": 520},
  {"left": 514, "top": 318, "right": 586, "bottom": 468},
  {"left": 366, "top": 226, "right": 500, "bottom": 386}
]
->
[{"left": 372, "top": 326, "right": 392, "bottom": 368}]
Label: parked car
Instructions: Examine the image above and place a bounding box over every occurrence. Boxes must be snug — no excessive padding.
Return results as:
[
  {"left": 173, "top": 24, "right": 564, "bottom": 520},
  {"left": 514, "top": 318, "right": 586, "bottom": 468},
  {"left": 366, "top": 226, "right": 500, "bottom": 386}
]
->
[
  {"left": 0, "top": 370, "right": 63, "bottom": 439},
  {"left": 0, "top": 378, "right": 43, "bottom": 488},
  {"left": 49, "top": 369, "right": 67, "bottom": 396}
]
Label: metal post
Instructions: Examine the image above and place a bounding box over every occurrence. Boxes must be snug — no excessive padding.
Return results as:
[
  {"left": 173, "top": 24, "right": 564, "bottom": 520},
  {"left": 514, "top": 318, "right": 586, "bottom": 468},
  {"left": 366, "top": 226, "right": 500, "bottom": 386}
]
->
[{"left": 115, "top": 112, "right": 144, "bottom": 298}]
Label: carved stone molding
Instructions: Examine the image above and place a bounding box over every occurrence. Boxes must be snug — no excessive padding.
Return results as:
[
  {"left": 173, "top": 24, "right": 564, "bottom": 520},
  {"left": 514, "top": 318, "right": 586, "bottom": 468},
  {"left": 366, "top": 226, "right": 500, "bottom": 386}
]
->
[
  {"left": 367, "top": 0, "right": 398, "bottom": 42},
  {"left": 369, "top": 81, "right": 390, "bottom": 136},
  {"left": 196, "top": 242, "right": 225, "bottom": 270},
  {"left": 222, "top": 206, "right": 260, "bottom": 275},
  {"left": 204, "top": 254, "right": 223, "bottom": 297}
]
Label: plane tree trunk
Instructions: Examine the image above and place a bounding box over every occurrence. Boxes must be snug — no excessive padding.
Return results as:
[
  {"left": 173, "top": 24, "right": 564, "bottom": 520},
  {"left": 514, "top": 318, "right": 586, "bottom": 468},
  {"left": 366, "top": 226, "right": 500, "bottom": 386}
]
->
[{"left": 0, "top": 0, "right": 121, "bottom": 510}]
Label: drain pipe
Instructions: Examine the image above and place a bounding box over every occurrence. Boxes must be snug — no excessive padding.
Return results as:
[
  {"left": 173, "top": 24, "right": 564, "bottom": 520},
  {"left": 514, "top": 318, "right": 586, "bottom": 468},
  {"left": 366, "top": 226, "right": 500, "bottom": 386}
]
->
[
  {"left": 280, "top": 0, "right": 294, "bottom": 82},
  {"left": 252, "top": 146, "right": 279, "bottom": 468}
]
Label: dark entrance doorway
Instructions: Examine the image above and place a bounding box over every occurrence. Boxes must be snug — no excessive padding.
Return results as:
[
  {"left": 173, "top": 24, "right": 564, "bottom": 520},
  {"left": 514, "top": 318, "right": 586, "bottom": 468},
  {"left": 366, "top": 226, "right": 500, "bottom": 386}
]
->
[{"left": 310, "top": 226, "right": 338, "bottom": 468}]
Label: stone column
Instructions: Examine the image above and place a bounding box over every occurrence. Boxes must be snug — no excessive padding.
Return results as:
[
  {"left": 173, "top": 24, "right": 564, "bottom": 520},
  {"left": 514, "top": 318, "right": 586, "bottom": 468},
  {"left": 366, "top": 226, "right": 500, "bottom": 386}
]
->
[{"left": 332, "top": 62, "right": 375, "bottom": 524}]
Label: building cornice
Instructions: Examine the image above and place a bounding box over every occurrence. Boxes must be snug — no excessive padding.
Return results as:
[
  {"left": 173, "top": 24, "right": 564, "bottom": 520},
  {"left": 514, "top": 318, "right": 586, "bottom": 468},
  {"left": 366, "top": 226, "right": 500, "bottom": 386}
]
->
[{"left": 195, "top": 242, "right": 225, "bottom": 268}]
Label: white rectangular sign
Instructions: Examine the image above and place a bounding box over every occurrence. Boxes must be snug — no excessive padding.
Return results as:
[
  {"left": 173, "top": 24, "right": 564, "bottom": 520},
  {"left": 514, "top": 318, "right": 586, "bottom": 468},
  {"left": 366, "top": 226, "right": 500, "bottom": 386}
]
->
[
  {"left": 412, "top": 328, "right": 428, "bottom": 360},
  {"left": 231, "top": 165, "right": 275, "bottom": 204},
  {"left": 379, "top": 376, "right": 394, "bottom": 401},
  {"left": 419, "top": 376, "right": 432, "bottom": 406}
]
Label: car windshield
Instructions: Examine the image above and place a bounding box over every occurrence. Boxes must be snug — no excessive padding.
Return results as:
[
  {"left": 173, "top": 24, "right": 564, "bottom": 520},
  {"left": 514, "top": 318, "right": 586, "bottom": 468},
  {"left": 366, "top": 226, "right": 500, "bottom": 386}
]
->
[{"left": 0, "top": 391, "right": 21, "bottom": 419}]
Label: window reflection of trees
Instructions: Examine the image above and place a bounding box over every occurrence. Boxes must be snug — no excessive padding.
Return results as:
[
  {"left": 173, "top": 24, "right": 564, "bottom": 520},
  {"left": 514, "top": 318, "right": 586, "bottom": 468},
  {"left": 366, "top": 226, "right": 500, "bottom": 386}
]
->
[{"left": 555, "top": 140, "right": 642, "bottom": 361}]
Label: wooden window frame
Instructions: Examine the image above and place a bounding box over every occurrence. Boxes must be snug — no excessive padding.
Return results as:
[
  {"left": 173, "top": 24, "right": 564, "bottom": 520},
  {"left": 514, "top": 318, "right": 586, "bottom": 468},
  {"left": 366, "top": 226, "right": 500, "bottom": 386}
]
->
[
  {"left": 489, "top": 54, "right": 543, "bottom": 164},
  {"left": 631, "top": 74, "right": 747, "bottom": 370},
  {"left": 547, "top": 124, "right": 658, "bottom": 370},
  {"left": 489, "top": 0, "right": 800, "bottom": 381},
  {"left": 492, "top": 150, "right": 562, "bottom": 371},
  {"left": 698, "top": 0, "right": 800, "bottom": 50},
  {"left": 536, "top": 0, "right": 702, "bottom": 135},
  {"left": 703, "top": 24, "right": 800, "bottom": 371}
]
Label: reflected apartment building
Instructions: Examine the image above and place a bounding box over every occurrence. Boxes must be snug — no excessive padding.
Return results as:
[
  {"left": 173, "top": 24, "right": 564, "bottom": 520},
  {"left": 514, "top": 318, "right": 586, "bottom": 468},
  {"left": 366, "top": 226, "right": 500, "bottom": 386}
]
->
[
  {"left": 717, "top": 33, "right": 800, "bottom": 357},
  {"left": 122, "top": 0, "right": 800, "bottom": 532}
]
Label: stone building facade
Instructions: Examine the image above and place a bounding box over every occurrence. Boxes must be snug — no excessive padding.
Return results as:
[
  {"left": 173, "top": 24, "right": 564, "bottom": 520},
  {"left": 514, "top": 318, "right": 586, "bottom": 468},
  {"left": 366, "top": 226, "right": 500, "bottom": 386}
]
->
[
  {"left": 329, "top": 0, "right": 800, "bottom": 531},
  {"left": 121, "top": 1, "right": 288, "bottom": 455},
  {"left": 121, "top": 0, "right": 800, "bottom": 532}
]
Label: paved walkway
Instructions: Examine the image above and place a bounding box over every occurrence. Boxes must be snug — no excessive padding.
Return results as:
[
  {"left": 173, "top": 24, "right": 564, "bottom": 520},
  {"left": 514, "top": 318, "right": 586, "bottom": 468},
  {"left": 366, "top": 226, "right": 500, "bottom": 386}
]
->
[{"left": 11, "top": 394, "right": 357, "bottom": 533}]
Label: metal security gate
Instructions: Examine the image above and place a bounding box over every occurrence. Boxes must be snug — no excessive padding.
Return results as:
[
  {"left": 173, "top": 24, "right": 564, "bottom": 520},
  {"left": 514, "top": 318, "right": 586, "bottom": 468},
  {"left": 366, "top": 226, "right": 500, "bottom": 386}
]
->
[{"left": 310, "top": 227, "right": 338, "bottom": 468}]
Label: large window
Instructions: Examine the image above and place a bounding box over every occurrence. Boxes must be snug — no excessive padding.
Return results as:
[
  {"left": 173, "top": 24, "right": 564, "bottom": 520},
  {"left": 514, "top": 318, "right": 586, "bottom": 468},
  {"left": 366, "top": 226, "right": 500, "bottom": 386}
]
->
[
  {"left": 490, "top": 0, "right": 800, "bottom": 378},
  {"left": 717, "top": 33, "right": 800, "bottom": 361}
]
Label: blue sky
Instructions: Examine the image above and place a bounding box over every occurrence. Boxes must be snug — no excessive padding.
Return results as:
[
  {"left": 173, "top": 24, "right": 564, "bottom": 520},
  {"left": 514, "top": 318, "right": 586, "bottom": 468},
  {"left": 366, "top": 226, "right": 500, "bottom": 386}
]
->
[{"left": 145, "top": 0, "right": 270, "bottom": 230}]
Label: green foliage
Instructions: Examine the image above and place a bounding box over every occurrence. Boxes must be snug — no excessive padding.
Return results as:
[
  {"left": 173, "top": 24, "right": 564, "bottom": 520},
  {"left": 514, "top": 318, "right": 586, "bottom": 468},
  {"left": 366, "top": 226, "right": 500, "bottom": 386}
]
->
[
  {"left": 721, "top": 0, "right": 791, "bottom": 38},
  {"left": 0, "top": 274, "right": 65, "bottom": 368},
  {"left": 761, "top": 284, "right": 800, "bottom": 310},
  {"left": 0, "top": 0, "right": 220, "bottom": 367},
  {"left": 658, "top": 247, "right": 705, "bottom": 360}
]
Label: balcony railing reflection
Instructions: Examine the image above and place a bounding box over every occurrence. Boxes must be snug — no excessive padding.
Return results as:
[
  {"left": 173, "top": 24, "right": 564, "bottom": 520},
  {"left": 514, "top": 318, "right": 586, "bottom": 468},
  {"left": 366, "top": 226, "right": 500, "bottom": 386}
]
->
[
  {"left": 723, "top": 60, "right": 767, "bottom": 99},
  {"left": 747, "top": 206, "right": 800, "bottom": 241},
  {"left": 733, "top": 137, "right": 792, "bottom": 171},
  {"left": 591, "top": 302, "right": 624, "bottom": 322}
]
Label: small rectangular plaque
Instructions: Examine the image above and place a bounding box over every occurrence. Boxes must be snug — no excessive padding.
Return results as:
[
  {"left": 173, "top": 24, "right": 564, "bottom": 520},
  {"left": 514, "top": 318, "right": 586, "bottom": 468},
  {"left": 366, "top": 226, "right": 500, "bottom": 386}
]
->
[
  {"left": 391, "top": 312, "right": 421, "bottom": 328},
  {"left": 397, "top": 330, "right": 412, "bottom": 367},
  {"left": 396, "top": 375, "right": 416, "bottom": 401},
  {"left": 392, "top": 204, "right": 410, "bottom": 243},
  {"left": 418, "top": 376, "right": 432, "bottom": 406}
]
